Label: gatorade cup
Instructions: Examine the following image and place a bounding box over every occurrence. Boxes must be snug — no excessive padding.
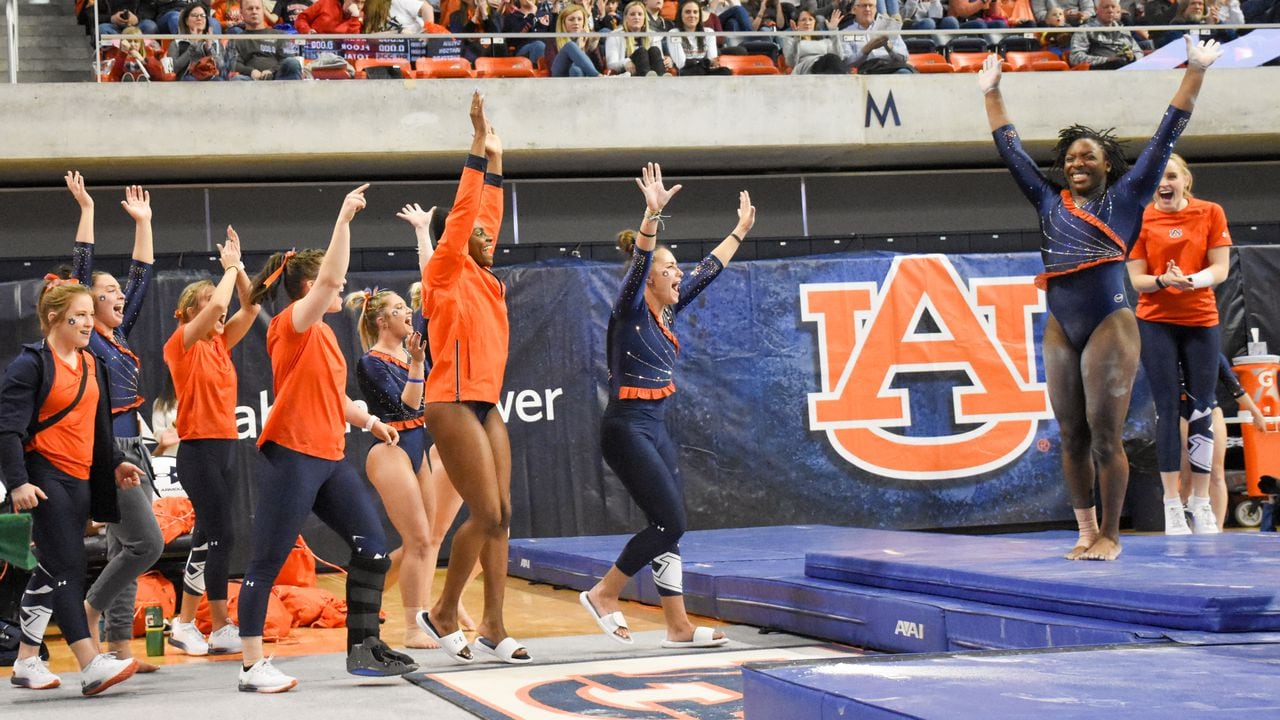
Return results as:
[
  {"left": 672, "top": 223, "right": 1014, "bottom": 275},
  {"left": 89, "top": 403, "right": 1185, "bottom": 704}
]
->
[
  {"left": 144, "top": 604, "right": 165, "bottom": 657},
  {"left": 1232, "top": 352, "right": 1280, "bottom": 497}
]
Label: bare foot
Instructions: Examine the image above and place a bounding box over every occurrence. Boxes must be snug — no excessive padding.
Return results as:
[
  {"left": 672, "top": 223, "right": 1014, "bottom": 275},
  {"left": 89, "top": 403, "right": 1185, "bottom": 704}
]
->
[
  {"left": 404, "top": 630, "right": 440, "bottom": 650},
  {"left": 666, "top": 624, "right": 726, "bottom": 644},
  {"left": 1080, "top": 536, "right": 1122, "bottom": 561},
  {"left": 1064, "top": 543, "right": 1091, "bottom": 560},
  {"left": 134, "top": 660, "right": 160, "bottom": 673}
]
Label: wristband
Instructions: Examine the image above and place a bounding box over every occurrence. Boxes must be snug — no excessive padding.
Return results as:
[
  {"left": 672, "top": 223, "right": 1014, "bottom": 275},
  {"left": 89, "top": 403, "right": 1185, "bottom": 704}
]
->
[
  {"left": 363, "top": 415, "right": 379, "bottom": 431},
  {"left": 729, "top": 232, "right": 743, "bottom": 243},
  {"left": 638, "top": 229, "right": 656, "bottom": 238},
  {"left": 1154, "top": 275, "right": 1167, "bottom": 290},
  {"left": 1188, "top": 269, "right": 1214, "bottom": 289},
  {"left": 406, "top": 378, "right": 424, "bottom": 384}
]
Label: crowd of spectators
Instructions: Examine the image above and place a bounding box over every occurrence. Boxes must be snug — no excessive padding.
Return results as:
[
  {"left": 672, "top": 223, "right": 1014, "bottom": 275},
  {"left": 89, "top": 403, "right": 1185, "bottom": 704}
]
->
[{"left": 81, "top": 0, "right": 1280, "bottom": 80}]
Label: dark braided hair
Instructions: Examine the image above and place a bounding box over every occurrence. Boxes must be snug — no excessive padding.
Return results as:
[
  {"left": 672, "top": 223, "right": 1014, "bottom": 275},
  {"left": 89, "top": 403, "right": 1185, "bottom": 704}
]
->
[{"left": 1051, "top": 124, "right": 1129, "bottom": 190}]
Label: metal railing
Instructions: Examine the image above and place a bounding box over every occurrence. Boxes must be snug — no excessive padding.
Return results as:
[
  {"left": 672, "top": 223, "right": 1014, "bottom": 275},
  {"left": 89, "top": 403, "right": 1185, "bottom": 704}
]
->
[{"left": 5, "top": 0, "right": 17, "bottom": 83}]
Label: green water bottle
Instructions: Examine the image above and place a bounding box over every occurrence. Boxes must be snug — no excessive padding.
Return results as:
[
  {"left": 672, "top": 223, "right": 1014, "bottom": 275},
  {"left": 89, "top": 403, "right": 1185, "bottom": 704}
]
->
[{"left": 144, "top": 604, "right": 165, "bottom": 658}]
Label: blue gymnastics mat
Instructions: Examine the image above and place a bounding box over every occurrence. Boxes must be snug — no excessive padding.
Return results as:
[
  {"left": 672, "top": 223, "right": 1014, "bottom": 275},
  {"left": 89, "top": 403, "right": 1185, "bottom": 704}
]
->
[
  {"left": 509, "top": 526, "right": 1193, "bottom": 652},
  {"left": 806, "top": 530, "right": 1280, "bottom": 632},
  {"left": 740, "top": 642, "right": 1280, "bottom": 719}
]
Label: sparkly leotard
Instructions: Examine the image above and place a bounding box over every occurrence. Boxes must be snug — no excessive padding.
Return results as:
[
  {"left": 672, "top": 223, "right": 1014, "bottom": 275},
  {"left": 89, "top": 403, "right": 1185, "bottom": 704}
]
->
[{"left": 992, "top": 106, "right": 1191, "bottom": 350}]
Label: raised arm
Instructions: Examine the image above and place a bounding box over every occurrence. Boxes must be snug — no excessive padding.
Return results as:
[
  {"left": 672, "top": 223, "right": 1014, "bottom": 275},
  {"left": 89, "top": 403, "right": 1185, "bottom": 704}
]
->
[
  {"left": 121, "top": 184, "right": 155, "bottom": 265},
  {"left": 183, "top": 236, "right": 242, "bottom": 350},
  {"left": 292, "top": 184, "right": 369, "bottom": 332},
  {"left": 220, "top": 226, "right": 261, "bottom": 349},
  {"left": 65, "top": 170, "right": 95, "bottom": 248},
  {"left": 710, "top": 191, "right": 755, "bottom": 267},
  {"left": 478, "top": 124, "right": 504, "bottom": 241},
  {"left": 978, "top": 54, "right": 1010, "bottom": 131},
  {"left": 633, "top": 162, "right": 683, "bottom": 255},
  {"left": 1171, "top": 36, "right": 1221, "bottom": 113},
  {"left": 426, "top": 92, "right": 490, "bottom": 286},
  {"left": 397, "top": 203, "right": 438, "bottom": 276}
]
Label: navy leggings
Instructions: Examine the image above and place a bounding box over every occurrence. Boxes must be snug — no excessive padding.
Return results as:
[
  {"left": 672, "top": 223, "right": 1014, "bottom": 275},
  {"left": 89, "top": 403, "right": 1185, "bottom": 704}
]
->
[
  {"left": 176, "top": 439, "right": 236, "bottom": 601},
  {"left": 601, "top": 398, "right": 687, "bottom": 597},
  {"left": 239, "top": 442, "right": 388, "bottom": 638},
  {"left": 20, "top": 454, "right": 92, "bottom": 647},
  {"left": 1139, "top": 319, "right": 1221, "bottom": 473}
]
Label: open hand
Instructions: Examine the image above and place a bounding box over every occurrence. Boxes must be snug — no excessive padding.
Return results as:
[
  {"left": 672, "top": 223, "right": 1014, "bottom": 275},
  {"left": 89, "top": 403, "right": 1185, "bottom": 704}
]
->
[
  {"left": 120, "top": 185, "right": 152, "bottom": 222},
  {"left": 1185, "top": 35, "right": 1222, "bottom": 69},
  {"left": 219, "top": 226, "right": 242, "bottom": 269},
  {"left": 635, "top": 162, "right": 683, "bottom": 213},
  {"left": 977, "top": 53, "right": 1001, "bottom": 94},
  {"left": 469, "top": 90, "right": 488, "bottom": 138},
  {"left": 735, "top": 190, "right": 756, "bottom": 234},
  {"left": 65, "top": 170, "right": 93, "bottom": 209},
  {"left": 396, "top": 202, "right": 436, "bottom": 230}
]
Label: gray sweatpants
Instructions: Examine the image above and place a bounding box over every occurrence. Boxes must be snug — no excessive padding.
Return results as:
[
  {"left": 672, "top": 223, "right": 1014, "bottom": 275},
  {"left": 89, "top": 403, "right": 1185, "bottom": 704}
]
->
[{"left": 85, "top": 437, "right": 164, "bottom": 643}]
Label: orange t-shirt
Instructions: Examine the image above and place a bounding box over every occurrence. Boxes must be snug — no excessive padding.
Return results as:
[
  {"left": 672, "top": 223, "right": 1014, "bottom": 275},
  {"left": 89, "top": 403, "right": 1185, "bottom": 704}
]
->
[
  {"left": 164, "top": 326, "right": 239, "bottom": 441},
  {"left": 423, "top": 160, "right": 509, "bottom": 405},
  {"left": 25, "top": 350, "right": 100, "bottom": 480},
  {"left": 1131, "top": 197, "right": 1232, "bottom": 326},
  {"left": 257, "top": 303, "right": 347, "bottom": 460}
]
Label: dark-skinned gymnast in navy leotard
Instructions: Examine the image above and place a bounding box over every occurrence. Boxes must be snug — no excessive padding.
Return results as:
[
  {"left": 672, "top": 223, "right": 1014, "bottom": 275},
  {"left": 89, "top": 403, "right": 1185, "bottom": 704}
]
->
[{"left": 977, "top": 35, "right": 1222, "bottom": 561}]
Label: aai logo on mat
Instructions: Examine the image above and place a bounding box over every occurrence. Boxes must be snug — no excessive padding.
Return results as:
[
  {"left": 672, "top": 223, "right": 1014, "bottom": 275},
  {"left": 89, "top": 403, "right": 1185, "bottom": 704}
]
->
[{"left": 801, "top": 255, "right": 1050, "bottom": 480}]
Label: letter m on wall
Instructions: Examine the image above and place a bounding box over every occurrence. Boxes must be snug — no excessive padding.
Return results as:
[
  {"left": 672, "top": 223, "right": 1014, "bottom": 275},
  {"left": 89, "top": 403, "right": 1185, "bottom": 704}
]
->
[{"left": 866, "top": 90, "right": 900, "bottom": 128}]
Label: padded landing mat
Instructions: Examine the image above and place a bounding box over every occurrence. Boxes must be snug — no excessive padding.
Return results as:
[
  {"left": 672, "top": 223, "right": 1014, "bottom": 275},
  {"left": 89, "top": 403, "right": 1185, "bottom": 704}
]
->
[
  {"left": 409, "top": 645, "right": 856, "bottom": 720},
  {"left": 806, "top": 530, "right": 1280, "bottom": 631},
  {"left": 741, "top": 642, "right": 1280, "bottom": 719}
]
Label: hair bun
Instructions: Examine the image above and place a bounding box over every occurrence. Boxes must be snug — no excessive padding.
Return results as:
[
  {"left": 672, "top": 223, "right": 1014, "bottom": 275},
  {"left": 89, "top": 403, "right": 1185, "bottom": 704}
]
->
[{"left": 616, "top": 229, "right": 637, "bottom": 257}]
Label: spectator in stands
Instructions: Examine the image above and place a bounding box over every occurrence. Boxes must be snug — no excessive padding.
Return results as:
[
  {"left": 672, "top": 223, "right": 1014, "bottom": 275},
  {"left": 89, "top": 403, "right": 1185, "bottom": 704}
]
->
[
  {"left": 708, "top": 0, "right": 755, "bottom": 41},
  {"left": 167, "top": 4, "right": 228, "bottom": 79},
  {"left": 362, "top": 0, "right": 438, "bottom": 31},
  {"left": 606, "top": 0, "right": 673, "bottom": 74},
  {"left": 1032, "top": 0, "right": 1093, "bottom": 22},
  {"left": 550, "top": 3, "right": 606, "bottom": 75},
  {"left": 844, "top": 0, "right": 915, "bottom": 72},
  {"left": 992, "top": 0, "right": 1038, "bottom": 24},
  {"left": 595, "top": 0, "right": 624, "bottom": 29},
  {"left": 230, "top": 0, "right": 304, "bottom": 78},
  {"left": 1136, "top": 0, "right": 1179, "bottom": 26},
  {"left": 271, "top": 0, "right": 309, "bottom": 25},
  {"left": 748, "top": 0, "right": 791, "bottom": 32},
  {"left": 156, "top": 0, "right": 225, "bottom": 32},
  {"left": 646, "top": 0, "right": 674, "bottom": 28},
  {"left": 449, "top": 0, "right": 504, "bottom": 64},
  {"left": 503, "top": 0, "right": 554, "bottom": 68},
  {"left": 1154, "top": 0, "right": 1242, "bottom": 45},
  {"left": 669, "top": 0, "right": 733, "bottom": 73},
  {"left": 108, "top": 27, "right": 169, "bottom": 80},
  {"left": 903, "top": 0, "right": 962, "bottom": 32},
  {"left": 295, "top": 0, "right": 365, "bottom": 32},
  {"left": 783, "top": 7, "right": 847, "bottom": 72},
  {"left": 1069, "top": 0, "right": 1142, "bottom": 67},
  {"left": 95, "top": 0, "right": 161, "bottom": 37},
  {"left": 1040, "top": 4, "right": 1072, "bottom": 55},
  {"left": 213, "top": 0, "right": 249, "bottom": 31},
  {"left": 947, "top": 0, "right": 1012, "bottom": 29}
]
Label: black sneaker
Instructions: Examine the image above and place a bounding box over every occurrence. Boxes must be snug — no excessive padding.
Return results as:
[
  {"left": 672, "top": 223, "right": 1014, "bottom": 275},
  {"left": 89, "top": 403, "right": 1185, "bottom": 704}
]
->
[{"left": 346, "top": 637, "right": 418, "bottom": 677}]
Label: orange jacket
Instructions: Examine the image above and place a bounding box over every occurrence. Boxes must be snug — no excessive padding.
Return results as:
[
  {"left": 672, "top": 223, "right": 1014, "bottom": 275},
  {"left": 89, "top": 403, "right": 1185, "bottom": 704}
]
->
[{"left": 422, "top": 155, "right": 507, "bottom": 404}]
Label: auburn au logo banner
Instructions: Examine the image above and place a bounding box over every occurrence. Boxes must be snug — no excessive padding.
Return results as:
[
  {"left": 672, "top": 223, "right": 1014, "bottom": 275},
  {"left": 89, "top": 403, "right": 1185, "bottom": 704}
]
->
[{"left": 801, "top": 254, "right": 1051, "bottom": 480}]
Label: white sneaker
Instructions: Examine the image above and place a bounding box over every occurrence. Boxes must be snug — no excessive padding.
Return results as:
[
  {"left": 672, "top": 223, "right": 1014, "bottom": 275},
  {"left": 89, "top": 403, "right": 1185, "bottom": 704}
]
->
[
  {"left": 208, "top": 623, "right": 243, "bottom": 655},
  {"left": 80, "top": 653, "right": 137, "bottom": 696},
  {"left": 238, "top": 658, "right": 297, "bottom": 693},
  {"left": 168, "top": 619, "right": 209, "bottom": 656},
  {"left": 1165, "top": 503, "right": 1193, "bottom": 535},
  {"left": 1189, "top": 502, "right": 1221, "bottom": 535},
  {"left": 9, "top": 656, "right": 61, "bottom": 689}
]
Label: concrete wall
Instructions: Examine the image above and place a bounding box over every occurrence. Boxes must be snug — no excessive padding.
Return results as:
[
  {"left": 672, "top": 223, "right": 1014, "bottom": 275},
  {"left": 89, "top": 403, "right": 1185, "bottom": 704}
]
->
[{"left": 1, "top": 70, "right": 1277, "bottom": 184}]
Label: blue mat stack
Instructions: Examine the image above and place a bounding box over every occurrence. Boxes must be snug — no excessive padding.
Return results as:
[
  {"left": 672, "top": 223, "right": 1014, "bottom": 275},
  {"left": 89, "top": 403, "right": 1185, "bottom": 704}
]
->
[{"left": 509, "top": 526, "right": 1280, "bottom": 717}]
